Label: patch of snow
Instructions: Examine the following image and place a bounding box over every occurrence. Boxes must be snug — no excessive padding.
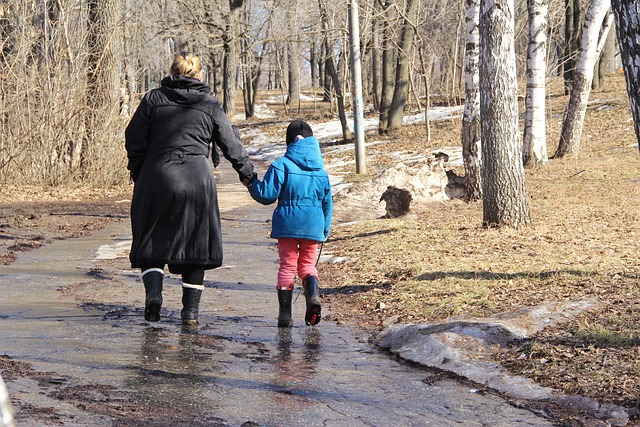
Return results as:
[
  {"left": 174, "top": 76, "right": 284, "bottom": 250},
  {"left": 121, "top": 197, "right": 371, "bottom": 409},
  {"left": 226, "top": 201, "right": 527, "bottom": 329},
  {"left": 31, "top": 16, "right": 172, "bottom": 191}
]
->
[{"left": 96, "top": 240, "right": 130, "bottom": 260}]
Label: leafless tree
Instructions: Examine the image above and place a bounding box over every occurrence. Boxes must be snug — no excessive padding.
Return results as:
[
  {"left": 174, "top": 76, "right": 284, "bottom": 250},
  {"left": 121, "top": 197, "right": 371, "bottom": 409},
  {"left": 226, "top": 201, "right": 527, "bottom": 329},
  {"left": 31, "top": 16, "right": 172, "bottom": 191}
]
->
[
  {"left": 563, "top": 0, "right": 584, "bottom": 94},
  {"left": 556, "top": 0, "right": 613, "bottom": 158},
  {"left": 522, "top": 0, "right": 549, "bottom": 166},
  {"left": 611, "top": 0, "right": 640, "bottom": 150},
  {"left": 319, "top": 0, "right": 353, "bottom": 141},
  {"left": 462, "top": 0, "right": 482, "bottom": 202},
  {"left": 480, "top": 0, "right": 531, "bottom": 228},
  {"left": 386, "top": 0, "right": 419, "bottom": 131},
  {"left": 0, "top": 0, "right": 628, "bottom": 188}
]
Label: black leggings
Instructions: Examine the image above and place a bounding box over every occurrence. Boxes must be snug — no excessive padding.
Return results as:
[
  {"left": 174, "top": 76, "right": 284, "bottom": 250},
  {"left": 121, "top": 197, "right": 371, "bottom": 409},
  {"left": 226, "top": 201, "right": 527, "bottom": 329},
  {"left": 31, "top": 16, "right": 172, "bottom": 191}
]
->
[{"left": 141, "top": 264, "right": 205, "bottom": 285}]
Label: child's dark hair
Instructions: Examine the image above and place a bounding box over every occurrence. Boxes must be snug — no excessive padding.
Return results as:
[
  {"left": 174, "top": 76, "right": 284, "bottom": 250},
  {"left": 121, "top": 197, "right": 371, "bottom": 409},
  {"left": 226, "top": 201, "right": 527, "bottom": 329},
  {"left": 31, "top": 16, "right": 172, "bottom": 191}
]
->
[{"left": 286, "top": 120, "right": 313, "bottom": 145}]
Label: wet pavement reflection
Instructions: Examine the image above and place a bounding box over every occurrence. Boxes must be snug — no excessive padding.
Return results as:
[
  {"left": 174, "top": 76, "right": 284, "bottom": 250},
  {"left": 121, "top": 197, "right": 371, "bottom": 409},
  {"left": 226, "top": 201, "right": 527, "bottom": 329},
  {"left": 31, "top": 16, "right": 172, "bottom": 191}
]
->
[{"left": 0, "top": 168, "right": 557, "bottom": 426}]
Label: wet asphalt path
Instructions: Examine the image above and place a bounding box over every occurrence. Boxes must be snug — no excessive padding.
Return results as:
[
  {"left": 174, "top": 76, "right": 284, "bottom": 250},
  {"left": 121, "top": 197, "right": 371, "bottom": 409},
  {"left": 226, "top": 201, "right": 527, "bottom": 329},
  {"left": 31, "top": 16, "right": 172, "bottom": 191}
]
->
[{"left": 0, "top": 166, "right": 556, "bottom": 426}]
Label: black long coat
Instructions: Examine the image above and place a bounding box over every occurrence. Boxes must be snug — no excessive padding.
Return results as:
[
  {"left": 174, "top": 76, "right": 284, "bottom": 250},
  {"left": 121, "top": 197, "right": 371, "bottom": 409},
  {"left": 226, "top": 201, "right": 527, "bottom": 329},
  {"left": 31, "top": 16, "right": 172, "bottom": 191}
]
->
[{"left": 125, "top": 75, "right": 254, "bottom": 273}]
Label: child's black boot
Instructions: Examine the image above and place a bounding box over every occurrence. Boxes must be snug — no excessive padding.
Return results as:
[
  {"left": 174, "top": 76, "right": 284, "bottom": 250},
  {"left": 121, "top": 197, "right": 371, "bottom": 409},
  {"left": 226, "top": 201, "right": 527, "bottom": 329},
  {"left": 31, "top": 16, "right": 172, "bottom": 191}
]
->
[
  {"left": 303, "top": 275, "right": 322, "bottom": 326},
  {"left": 277, "top": 289, "right": 293, "bottom": 327}
]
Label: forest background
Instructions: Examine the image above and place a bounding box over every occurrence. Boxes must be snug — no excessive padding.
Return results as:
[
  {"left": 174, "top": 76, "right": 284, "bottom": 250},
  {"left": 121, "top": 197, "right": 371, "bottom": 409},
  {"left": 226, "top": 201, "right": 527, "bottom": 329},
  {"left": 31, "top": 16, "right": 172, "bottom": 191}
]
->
[{"left": 1, "top": 0, "right": 640, "bottom": 424}]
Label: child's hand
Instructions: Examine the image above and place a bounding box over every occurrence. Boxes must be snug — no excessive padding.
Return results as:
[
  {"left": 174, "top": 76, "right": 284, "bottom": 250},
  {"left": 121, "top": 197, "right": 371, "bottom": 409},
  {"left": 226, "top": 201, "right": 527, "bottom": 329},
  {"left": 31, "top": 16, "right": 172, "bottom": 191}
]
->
[{"left": 241, "top": 172, "right": 258, "bottom": 188}]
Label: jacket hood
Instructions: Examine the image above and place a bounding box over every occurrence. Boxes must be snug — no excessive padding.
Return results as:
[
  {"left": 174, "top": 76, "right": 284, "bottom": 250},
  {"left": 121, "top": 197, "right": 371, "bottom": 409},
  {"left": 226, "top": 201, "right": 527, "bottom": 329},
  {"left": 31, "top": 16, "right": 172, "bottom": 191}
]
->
[
  {"left": 284, "top": 136, "right": 324, "bottom": 171},
  {"left": 160, "top": 75, "right": 211, "bottom": 105}
]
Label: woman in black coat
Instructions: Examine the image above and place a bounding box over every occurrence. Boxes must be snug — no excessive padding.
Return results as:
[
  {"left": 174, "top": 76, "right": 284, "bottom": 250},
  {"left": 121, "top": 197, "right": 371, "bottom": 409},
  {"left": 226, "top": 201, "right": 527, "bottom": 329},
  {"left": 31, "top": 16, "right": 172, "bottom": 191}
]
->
[{"left": 125, "top": 53, "right": 255, "bottom": 326}]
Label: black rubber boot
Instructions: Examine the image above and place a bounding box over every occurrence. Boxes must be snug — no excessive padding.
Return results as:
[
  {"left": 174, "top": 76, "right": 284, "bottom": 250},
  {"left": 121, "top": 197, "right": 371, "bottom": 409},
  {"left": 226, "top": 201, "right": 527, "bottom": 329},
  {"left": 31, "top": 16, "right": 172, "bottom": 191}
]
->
[
  {"left": 277, "top": 289, "right": 293, "bottom": 328},
  {"left": 181, "top": 286, "right": 203, "bottom": 327},
  {"left": 142, "top": 270, "right": 163, "bottom": 322},
  {"left": 303, "top": 275, "right": 322, "bottom": 326}
]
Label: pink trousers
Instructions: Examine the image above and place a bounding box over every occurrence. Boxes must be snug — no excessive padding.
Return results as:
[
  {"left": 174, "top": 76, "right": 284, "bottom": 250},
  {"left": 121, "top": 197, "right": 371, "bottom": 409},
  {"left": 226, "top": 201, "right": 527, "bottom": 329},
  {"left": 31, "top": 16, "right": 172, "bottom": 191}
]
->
[{"left": 277, "top": 238, "right": 319, "bottom": 290}]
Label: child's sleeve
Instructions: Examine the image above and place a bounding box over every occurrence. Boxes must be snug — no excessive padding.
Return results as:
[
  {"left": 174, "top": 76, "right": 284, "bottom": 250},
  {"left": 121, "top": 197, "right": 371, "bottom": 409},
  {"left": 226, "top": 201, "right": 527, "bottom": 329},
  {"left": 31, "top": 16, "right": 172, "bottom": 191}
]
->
[
  {"left": 248, "top": 164, "right": 284, "bottom": 205},
  {"left": 322, "top": 180, "right": 333, "bottom": 239}
]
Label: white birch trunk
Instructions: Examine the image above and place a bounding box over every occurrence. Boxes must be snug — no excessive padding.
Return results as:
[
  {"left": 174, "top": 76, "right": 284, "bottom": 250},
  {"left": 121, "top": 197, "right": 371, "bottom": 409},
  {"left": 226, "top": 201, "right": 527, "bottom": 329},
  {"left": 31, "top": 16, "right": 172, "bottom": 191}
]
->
[
  {"left": 0, "top": 374, "right": 14, "bottom": 427},
  {"left": 479, "top": 0, "right": 531, "bottom": 228},
  {"left": 461, "top": 0, "right": 482, "bottom": 201},
  {"left": 556, "top": 0, "right": 613, "bottom": 157},
  {"left": 523, "top": 0, "right": 549, "bottom": 166},
  {"left": 611, "top": 0, "right": 640, "bottom": 151}
]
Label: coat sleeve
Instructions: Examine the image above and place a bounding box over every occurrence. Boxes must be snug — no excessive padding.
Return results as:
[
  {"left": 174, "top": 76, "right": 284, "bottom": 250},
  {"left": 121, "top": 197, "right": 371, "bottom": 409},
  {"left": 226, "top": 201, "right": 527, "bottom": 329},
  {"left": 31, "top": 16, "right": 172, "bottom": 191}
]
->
[
  {"left": 248, "top": 164, "right": 284, "bottom": 205},
  {"left": 322, "top": 179, "right": 333, "bottom": 239},
  {"left": 124, "top": 95, "right": 151, "bottom": 181},
  {"left": 211, "top": 106, "right": 254, "bottom": 182}
]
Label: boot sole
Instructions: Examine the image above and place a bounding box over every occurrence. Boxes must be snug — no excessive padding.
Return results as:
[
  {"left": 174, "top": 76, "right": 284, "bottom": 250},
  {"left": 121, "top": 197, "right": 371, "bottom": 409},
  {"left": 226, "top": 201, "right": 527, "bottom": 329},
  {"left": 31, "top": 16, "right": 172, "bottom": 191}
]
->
[
  {"left": 144, "top": 300, "right": 161, "bottom": 322},
  {"left": 305, "top": 303, "right": 322, "bottom": 326},
  {"left": 182, "top": 319, "right": 199, "bottom": 327}
]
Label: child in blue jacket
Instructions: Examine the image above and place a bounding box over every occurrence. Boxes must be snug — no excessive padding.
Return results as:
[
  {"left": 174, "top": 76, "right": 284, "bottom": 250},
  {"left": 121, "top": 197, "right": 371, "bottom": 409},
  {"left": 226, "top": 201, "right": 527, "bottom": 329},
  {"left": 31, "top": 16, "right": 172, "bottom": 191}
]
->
[{"left": 248, "top": 120, "right": 333, "bottom": 327}]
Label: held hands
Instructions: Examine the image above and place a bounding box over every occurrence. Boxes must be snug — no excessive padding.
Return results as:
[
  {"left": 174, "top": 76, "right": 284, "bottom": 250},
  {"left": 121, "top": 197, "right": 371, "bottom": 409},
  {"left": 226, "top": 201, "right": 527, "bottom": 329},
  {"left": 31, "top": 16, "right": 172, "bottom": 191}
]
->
[{"left": 241, "top": 172, "right": 258, "bottom": 188}]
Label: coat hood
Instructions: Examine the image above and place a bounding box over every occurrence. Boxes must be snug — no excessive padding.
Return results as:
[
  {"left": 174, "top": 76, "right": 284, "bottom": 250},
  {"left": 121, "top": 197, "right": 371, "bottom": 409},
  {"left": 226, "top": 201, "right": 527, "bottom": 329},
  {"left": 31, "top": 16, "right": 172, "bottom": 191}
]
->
[
  {"left": 160, "top": 75, "right": 211, "bottom": 105},
  {"left": 284, "top": 136, "right": 324, "bottom": 171}
]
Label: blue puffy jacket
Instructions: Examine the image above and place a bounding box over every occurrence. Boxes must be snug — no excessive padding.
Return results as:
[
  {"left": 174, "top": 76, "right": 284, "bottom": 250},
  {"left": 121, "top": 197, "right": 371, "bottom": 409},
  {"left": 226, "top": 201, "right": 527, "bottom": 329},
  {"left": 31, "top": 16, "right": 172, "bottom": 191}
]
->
[{"left": 249, "top": 136, "right": 332, "bottom": 242}]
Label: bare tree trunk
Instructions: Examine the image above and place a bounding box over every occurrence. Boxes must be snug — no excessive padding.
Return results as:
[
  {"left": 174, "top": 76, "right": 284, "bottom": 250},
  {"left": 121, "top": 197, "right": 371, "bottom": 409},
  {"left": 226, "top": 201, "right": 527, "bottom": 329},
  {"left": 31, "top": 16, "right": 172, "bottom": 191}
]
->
[
  {"left": 611, "top": 0, "right": 640, "bottom": 151},
  {"left": 310, "top": 39, "right": 318, "bottom": 88},
  {"left": 592, "top": 26, "right": 614, "bottom": 90},
  {"left": 210, "top": 51, "right": 222, "bottom": 98},
  {"left": 417, "top": 44, "right": 432, "bottom": 142},
  {"left": 591, "top": 11, "right": 612, "bottom": 91},
  {"left": 84, "top": 0, "right": 116, "bottom": 178},
  {"left": 523, "top": 0, "right": 549, "bottom": 166},
  {"left": 242, "top": 36, "right": 265, "bottom": 119},
  {"left": 450, "top": 0, "right": 465, "bottom": 101},
  {"left": 556, "top": 1, "right": 613, "bottom": 158},
  {"left": 462, "top": 0, "right": 482, "bottom": 202},
  {"left": 320, "top": 37, "right": 331, "bottom": 102},
  {"left": 319, "top": 0, "right": 353, "bottom": 142},
  {"left": 387, "top": 0, "right": 419, "bottom": 131},
  {"left": 378, "top": 0, "right": 394, "bottom": 134},
  {"left": 0, "top": 373, "right": 14, "bottom": 427},
  {"left": 564, "top": 0, "right": 583, "bottom": 95},
  {"left": 480, "top": 0, "right": 531, "bottom": 228},
  {"left": 371, "top": 9, "right": 382, "bottom": 112},
  {"left": 286, "top": 33, "right": 300, "bottom": 108},
  {"left": 223, "top": 0, "right": 244, "bottom": 118}
]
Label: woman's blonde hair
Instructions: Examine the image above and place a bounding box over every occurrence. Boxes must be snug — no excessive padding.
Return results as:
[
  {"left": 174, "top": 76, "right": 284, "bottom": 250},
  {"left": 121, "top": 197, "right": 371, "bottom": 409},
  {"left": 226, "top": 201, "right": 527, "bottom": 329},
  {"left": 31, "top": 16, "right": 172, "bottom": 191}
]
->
[{"left": 169, "top": 53, "right": 202, "bottom": 79}]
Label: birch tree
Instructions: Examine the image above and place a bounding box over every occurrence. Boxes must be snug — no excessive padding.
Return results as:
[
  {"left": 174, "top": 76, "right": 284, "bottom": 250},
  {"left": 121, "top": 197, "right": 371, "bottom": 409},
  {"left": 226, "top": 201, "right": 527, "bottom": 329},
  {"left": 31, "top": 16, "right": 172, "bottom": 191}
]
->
[
  {"left": 480, "top": 0, "right": 531, "bottom": 228},
  {"left": 556, "top": 0, "right": 613, "bottom": 158},
  {"left": 461, "top": 0, "right": 482, "bottom": 202},
  {"left": 610, "top": 0, "right": 640, "bottom": 151},
  {"left": 522, "top": 0, "right": 549, "bottom": 166},
  {"left": 0, "top": 374, "right": 13, "bottom": 427}
]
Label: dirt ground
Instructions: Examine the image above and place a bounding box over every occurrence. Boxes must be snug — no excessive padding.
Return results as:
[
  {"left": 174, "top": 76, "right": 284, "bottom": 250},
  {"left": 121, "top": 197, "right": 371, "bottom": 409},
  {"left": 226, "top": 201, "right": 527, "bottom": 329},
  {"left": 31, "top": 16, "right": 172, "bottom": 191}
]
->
[
  {"left": 0, "top": 186, "right": 131, "bottom": 265},
  {"left": 0, "top": 73, "right": 638, "bottom": 426}
]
